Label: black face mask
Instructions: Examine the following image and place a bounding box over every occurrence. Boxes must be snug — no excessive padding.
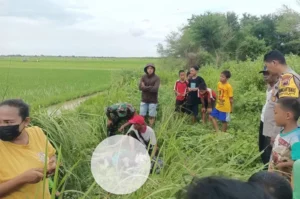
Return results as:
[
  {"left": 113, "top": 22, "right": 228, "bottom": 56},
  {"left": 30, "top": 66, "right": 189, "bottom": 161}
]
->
[{"left": 0, "top": 124, "right": 23, "bottom": 141}]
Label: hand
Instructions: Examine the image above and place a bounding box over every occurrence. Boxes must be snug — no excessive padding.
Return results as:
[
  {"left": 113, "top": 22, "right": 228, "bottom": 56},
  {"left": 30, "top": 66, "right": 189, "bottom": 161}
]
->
[
  {"left": 268, "top": 164, "right": 274, "bottom": 172},
  {"left": 21, "top": 168, "right": 44, "bottom": 184},
  {"left": 275, "top": 163, "right": 286, "bottom": 170},
  {"left": 118, "top": 125, "right": 125, "bottom": 132},
  {"left": 207, "top": 108, "right": 212, "bottom": 114},
  {"left": 47, "top": 157, "right": 56, "bottom": 176},
  {"left": 270, "top": 137, "right": 275, "bottom": 146},
  {"left": 188, "top": 88, "right": 192, "bottom": 92},
  {"left": 141, "top": 82, "right": 145, "bottom": 88},
  {"left": 201, "top": 108, "right": 206, "bottom": 113}
]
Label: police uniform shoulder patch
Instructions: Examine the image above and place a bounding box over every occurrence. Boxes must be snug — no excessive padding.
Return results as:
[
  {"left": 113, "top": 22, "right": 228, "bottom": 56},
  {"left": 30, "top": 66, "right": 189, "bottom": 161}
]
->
[
  {"left": 279, "top": 73, "right": 299, "bottom": 98},
  {"left": 280, "top": 74, "right": 293, "bottom": 86}
]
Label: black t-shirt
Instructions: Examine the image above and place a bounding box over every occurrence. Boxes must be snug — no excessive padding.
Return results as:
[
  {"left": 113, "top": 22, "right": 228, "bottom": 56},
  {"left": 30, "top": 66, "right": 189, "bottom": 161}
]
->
[{"left": 187, "top": 76, "right": 206, "bottom": 105}]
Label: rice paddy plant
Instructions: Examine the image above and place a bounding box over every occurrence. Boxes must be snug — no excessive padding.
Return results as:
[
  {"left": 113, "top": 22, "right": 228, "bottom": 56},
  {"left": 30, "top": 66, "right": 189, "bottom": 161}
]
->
[{"left": 27, "top": 58, "right": 284, "bottom": 198}]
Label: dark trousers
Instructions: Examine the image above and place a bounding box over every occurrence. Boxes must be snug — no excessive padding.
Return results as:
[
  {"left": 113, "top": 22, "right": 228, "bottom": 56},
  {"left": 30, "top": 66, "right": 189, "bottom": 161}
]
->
[
  {"left": 175, "top": 100, "right": 187, "bottom": 113},
  {"left": 259, "top": 121, "right": 273, "bottom": 168}
]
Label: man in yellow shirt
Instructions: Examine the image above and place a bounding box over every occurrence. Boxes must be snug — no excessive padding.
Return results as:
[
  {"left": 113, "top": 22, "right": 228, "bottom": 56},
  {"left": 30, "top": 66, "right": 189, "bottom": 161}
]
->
[
  {"left": 0, "top": 99, "right": 56, "bottom": 199},
  {"left": 209, "top": 70, "right": 233, "bottom": 132}
]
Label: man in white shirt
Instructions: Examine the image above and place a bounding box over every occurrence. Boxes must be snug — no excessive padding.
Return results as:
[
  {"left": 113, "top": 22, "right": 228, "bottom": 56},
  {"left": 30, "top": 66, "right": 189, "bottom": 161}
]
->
[
  {"left": 258, "top": 66, "right": 280, "bottom": 167},
  {"left": 126, "top": 115, "right": 158, "bottom": 159}
]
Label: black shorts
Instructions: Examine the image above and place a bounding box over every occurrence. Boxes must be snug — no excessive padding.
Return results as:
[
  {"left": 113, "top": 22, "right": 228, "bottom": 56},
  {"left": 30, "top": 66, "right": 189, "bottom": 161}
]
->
[
  {"left": 203, "top": 99, "right": 216, "bottom": 109},
  {"left": 175, "top": 100, "right": 186, "bottom": 112}
]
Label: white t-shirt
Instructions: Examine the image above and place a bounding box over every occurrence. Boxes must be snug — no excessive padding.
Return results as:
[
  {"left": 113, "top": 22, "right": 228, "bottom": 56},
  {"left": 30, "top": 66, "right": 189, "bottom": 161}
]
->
[
  {"left": 261, "top": 88, "right": 273, "bottom": 122},
  {"left": 127, "top": 125, "right": 157, "bottom": 146}
]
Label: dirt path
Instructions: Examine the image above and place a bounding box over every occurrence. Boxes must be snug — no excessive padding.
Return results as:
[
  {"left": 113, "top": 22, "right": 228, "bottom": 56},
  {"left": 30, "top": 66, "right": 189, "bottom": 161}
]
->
[{"left": 47, "top": 92, "right": 102, "bottom": 116}]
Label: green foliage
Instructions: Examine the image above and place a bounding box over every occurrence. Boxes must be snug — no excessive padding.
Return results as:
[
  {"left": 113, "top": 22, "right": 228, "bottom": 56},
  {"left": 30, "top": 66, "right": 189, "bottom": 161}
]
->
[
  {"left": 189, "top": 12, "right": 234, "bottom": 54},
  {"left": 237, "top": 36, "right": 269, "bottom": 61},
  {"left": 196, "top": 50, "right": 215, "bottom": 66},
  {"left": 158, "top": 6, "right": 300, "bottom": 66},
  {"left": 16, "top": 56, "right": 300, "bottom": 198}
]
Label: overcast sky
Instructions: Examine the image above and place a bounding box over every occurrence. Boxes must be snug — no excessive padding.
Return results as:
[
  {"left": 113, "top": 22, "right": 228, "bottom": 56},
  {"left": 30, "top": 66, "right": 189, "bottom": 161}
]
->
[{"left": 0, "top": 0, "right": 299, "bottom": 57}]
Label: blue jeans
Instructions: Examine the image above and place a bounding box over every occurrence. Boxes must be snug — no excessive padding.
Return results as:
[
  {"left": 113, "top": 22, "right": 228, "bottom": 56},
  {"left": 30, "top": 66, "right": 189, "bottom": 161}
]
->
[{"left": 140, "top": 102, "right": 157, "bottom": 117}]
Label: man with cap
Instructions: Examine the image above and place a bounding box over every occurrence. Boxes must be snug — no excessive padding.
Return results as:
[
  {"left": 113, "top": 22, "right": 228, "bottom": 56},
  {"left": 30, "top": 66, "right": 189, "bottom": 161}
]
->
[
  {"left": 259, "top": 65, "right": 280, "bottom": 167},
  {"left": 126, "top": 115, "right": 158, "bottom": 159},
  {"left": 139, "top": 63, "right": 160, "bottom": 127}
]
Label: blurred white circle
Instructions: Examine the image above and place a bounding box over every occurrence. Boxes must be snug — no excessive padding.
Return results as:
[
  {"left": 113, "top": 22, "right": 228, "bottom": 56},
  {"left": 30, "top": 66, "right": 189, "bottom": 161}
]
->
[{"left": 91, "top": 135, "right": 151, "bottom": 195}]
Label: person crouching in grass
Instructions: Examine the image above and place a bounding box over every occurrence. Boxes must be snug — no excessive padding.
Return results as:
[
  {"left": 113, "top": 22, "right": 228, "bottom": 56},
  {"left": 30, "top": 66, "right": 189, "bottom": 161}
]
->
[
  {"left": 174, "top": 70, "right": 188, "bottom": 113},
  {"left": 126, "top": 115, "right": 158, "bottom": 159},
  {"left": 209, "top": 70, "right": 233, "bottom": 132},
  {"left": 0, "top": 99, "right": 57, "bottom": 199},
  {"left": 126, "top": 115, "right": 163, "bottom": 174},
  {"left": 269, "top": 98, "right": 300, "bottom": 183},
  {"left": 198, "top": 83, "right": 216, "bottom": 124}
]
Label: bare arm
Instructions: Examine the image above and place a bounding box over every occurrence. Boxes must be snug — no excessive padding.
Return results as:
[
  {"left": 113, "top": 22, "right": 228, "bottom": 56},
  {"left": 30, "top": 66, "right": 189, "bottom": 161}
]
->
[
  {"left": 119, "top": 121, "right": 131, "bottom": 132},
  {"left": 229, "top": 85, "right": 233, "bottom": 112},
  {"left": 0, "top": 176, "right": 25, "bottom": 197},
  {"left": 276, "top": 161, "right": 294, "bottom": 170},
  {"left": 0, "top": 168, "right": 44, "bottom": 197},
  {"left": 230, "top": 97, "right": 233, "bottom": 112},
  {"left": 200, "top": 97, "right": 205, "bottom": 107},
  {"left": 207, "top": 99, "right": 212, "bottom": 109}
]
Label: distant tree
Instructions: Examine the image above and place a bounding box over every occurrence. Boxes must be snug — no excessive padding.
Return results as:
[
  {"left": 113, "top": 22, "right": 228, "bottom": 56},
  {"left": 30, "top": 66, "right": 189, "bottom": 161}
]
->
[
  {"left": 237, "top": 36, "right": 269, "bottom": 61},
  {"left": 188, "top": 12, "right": 236, "bottom": 65},
  {"left": 276, "top": 6, "right": 300, "bottom": 54}
]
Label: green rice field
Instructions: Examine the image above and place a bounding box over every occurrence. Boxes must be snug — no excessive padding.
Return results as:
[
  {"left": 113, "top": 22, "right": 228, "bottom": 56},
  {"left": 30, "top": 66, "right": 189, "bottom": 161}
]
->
[{"left": 0, "top": 57, "right": 159, "bottom": 109}]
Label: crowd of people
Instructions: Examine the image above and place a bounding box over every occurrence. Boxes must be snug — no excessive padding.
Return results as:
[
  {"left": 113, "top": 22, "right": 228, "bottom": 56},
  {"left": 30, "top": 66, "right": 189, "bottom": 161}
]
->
[
  {"left": 105, "top": 50, "right": 300, "bottom": 198},
  {"left": 0, "top": 50, "right": 300, "bottom": 198}
]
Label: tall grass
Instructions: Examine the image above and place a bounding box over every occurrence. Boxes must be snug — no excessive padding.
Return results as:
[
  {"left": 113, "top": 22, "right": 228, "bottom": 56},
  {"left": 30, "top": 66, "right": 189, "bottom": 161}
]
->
[{"left": 26, "top": 55, "right": 300, "bottom": 198}]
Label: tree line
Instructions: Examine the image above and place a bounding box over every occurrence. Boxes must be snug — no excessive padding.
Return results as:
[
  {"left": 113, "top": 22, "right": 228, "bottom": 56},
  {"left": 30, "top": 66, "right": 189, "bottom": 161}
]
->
[{"left": 157, "top": 4, "right": 300, "bottom": 67}]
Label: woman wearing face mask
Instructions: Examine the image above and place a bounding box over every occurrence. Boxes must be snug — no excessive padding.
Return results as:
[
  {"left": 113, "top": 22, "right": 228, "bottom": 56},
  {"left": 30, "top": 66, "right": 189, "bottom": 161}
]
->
[{"left": 0, "top": 99, "right": 56, "bottom": 199}]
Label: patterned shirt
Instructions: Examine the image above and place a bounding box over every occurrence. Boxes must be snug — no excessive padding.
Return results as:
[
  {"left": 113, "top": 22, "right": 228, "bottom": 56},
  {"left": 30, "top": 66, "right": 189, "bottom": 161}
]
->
[
  {"left": 270, "top": 128, "right": 300, "bottom": 179},
  {"left": 106, "top": 103, "right": 135, "bottom": 122}
]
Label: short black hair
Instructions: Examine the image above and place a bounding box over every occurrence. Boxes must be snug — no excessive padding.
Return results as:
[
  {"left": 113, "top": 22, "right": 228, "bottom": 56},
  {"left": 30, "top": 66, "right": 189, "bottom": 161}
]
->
[
  {"left": 199, "top": 83, "right": 207, "bottom": 90},
  {"left": 248, "top": 171, "right": 292, "bottom": 199},
  {"left": 191, "top": 66, "right": 199, "bottom": 71},
  {"left": 277, "top": 97, "right": 300, "bottom": 121},
  {"left": 221, "top": 70, "right": 231, "bottom": 79},
  {"left": 264, "top": 50, "right": 286, "bottom": 65},
  {"left": 176, "top": 176, "right": 270, "bottom": 199},
  {"left": 0, "top": 99, "right": 29, "bottom": 120},
  {"left": 179, "top": 70, "right": 185, "bottom": 75}
]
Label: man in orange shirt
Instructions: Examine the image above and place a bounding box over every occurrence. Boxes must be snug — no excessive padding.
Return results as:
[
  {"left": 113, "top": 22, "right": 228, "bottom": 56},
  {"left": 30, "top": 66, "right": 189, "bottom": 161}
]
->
[
  {"left": 0, "top": 99, "right": 56, "bottom": 199},
  {"left": 209, "top": 70, "right": 233, "bottom": 132}
]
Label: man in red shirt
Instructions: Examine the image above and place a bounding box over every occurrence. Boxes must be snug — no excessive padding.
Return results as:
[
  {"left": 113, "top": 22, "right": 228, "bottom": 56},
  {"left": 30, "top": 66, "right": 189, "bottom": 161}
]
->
[
  {"left": 174, "top": 70, "right": 188, "bottom": 113},
  {"left": 198, "top": 83, "right": 216, "bottom": 123}
]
